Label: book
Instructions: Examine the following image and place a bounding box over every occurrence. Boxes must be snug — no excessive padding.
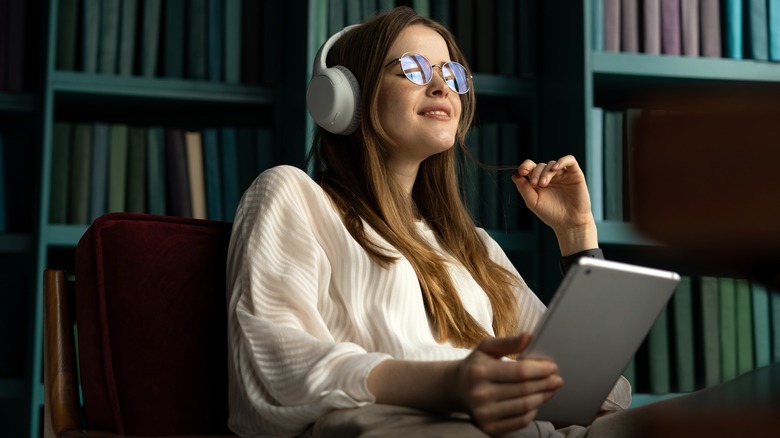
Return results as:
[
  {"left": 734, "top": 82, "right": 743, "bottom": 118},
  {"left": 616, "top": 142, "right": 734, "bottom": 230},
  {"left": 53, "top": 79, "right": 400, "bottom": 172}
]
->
[
  {"left": 646, "top": 304, "right": 671, "bottom": 393},
  {"left": 82, "top": 0, "right": 101, "bottom": 72},
  {"left": 188, "top": 0, "right": 208, "bottom": 80},
  {"left": 69, "top": 123, "right": 93, "bottom": 224},
  {"left": 735, "top": 278, "right": 754, "bottom": 376},
  {"left": 89, "top": 123, "right": 111, "bottom": 222},
  {"left": 146, "top": 126, "right": 166, "bottom": 215},
  {"left": 220, "top": 127, "right": 240, "bottom": 221},
  {"left": 139, "top": 0, "right": 162, "bottom": 77},
  {"left": 671, "top": 276, "right": 696, "bottom": 392},
  {"left": 223, "top": 0, "right": 241, "bottom": 83},
  {"left": 620, "top": 0, "right": 639, "bottom": 52},
  {"left": 642, "top": 0, "right": 661, "bottom": 54},
  {"left": 497, "top": 0, "right": 517, "bottom": 76},
  {"left": 98, "top": 0, "right": 121, "bottom": 74},
  {"left": 680, "top": 0, "right": 699, "bottom": 56},
  {"left": 346, "top": 0, "right": 363, "bottom": 24},
  {"left": 660, "top": 0, "right": 681, "bottom": 55},
  {"left": 163, "top": 0, "right": 185, "bottom": 77},
  {"left": 604, "top": 0, "right": 620, "bottom": 52},
  {"left": 50, "top": 122, "right": 73, "bottom": 224},
  {"left": 745, "top": 0, "right": 769, "bottom": 61},
  {"left": 165, "top": 128, "right": 191, "bottom": 217},
  {"left": 770, "top": 0, "right": 780, "bottom": 61},
  {"left": 602, "top": 110, "right": 623, "bottom": 221},
  {"left": 699, "top": 0, "right": 722, "bottom": 57},
  {"left": 771, "top": 288, "right": 780, "bottom": 362},
  {"left": 207, "top": 0, "right": 223, "bottom": 82},
  {"left": 723, "top": 0, "right": 743, "bottom": 59},
  {"left": 118, "top": 0, "right": 138, "bottom": 75},
  {"left": 202, "top": 128, "right": 223, "bottom": 221},
  {"left": 412, "top": 0, "right": 431, "bottom": 18},
  {"left": 592, "top": 0, "right": 605, "bottom": 51},
  {"left": 185, "top": 131, "right": 207, "bottom": 219},
  {"left": 328, "top": 0, "right": 345, "bottom": 36},
  {"left": 698, "top": 276, "right": 720, "bottom": 387},
  {"left": 751, "top": 282, "right": 772, "bottom": 368},
  {"left": 718, "top": 277, "right": 737, "bottom": 382},
  {"left": 588, "top": 107, "right": 604, "bottom": 222},
  {"left": 475, "top": 0, "right": 497, "bottom": 73},
  {"left": 107, "top": 124, "right": 129, "bottom": 213},
  {"left": 126, "top": 126, "right": 147, "bottom": 213},
  {"left": 56, "top": 0, "right": 78, "bottom": 70}
]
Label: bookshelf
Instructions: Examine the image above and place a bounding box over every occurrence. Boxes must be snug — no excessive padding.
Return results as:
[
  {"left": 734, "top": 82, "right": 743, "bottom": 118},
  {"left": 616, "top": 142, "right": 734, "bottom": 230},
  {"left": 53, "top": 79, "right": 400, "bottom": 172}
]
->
[{"left": 2, "top": 1, "right": 779, "bottom": 437}]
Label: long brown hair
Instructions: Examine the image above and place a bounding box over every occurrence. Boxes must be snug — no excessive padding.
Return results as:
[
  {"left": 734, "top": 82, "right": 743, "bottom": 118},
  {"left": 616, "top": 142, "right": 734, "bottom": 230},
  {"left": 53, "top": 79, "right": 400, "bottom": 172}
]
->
[{"left": 309, "top": 6, "right": 521, "bottom": 348}]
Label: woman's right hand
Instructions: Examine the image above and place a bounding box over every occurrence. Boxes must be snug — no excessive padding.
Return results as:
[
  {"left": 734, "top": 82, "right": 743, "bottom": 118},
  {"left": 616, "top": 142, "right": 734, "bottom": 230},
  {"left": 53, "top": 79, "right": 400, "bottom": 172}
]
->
[{"left": 448, "top": 334, "right": 563, "bottom": 436}]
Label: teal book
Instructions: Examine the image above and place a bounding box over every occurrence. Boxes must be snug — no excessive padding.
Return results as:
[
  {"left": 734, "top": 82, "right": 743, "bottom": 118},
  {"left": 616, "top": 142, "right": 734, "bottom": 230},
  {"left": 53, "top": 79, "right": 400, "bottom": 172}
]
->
[
  {"left": 108, "top": 124, "right": 129, "bottom": 213},
  {"left": 69, "top": 123, "right": 93, "bottom": 224},
  {"left": 496, "top": 0, "right": 516, "bottom": 75},
  {"left": 328, "top": 0, "right": 345, "bottom": 36},
  {"left": 698, "top": 276, "right": 721, "bottom": 387},
  {"left": 0, "top": 134, "right": 5, "bottom": 231},
  {"left": 412, "top": 0, "right": 431, "bottom": 18},
  {"left": 164, "top": 0, "right": 185, "bottom": 77},
  {"left": 140, "top": 0, "right": 162, "bottom": 77},
  {"left": 475, "top": 0, "right": 496, "bottom": 73},
  {"left": 602, "top": 110, "right": 623, "bottom": 221},
  {"left": 772, "top": 288, "right": 780, "bottom": 362},
  {"left": 751, "top": 282, "right": 772, "bottom": 368},
  {"left": 671, "top": 276, "right": 696, "bottom": 392},
  {"left": 89, "top": 123, "right": 111, "bottom": 222},
  {"left": 82, "top": 0, "right": 101, "bottom": 72},
  {"left": 146, "top": 126, "right": 166, "bottom": 215},
  {"left": 718, "top": 277, "right": 738, "bottom": 382},
  {"left": 188, "top": 0, "right": 207, "bottom": 80},
  {"left": 646, "top": 305, "right": 671, "bottom": 394},
  {"left": 50, "top": 122, "right": 73, "bottom": 224},
  {"left": 202, "top": 128, "right": 223, "bottom": 221},
  {"left": 126, "top": 126, "right": 147, "bottom": 213},
  {"left": 56, "top": 0, "right": 78, "bottom": 70},
  {"left": 723, "top": 0, "right": 743, "bottom": 59},
  {"left": 220, "top": 127, "right": 240, "bottom": 221},
  {"left": 98, "top": 0, "right": 121, "bottom": 74},
  {"left": 770, "top": 0, "right": 780, "bottom": 61},
  {"left": 592, "top": 0, "right": 604, "bottom": 51},
  {"left": 165, "top": 128, "right": 192, "bottom": 217},
  {"left": 588, "top": 107, "right": 604, "bottom": 222},
  {"left": 207, "top": 0, "right": 223, "bottom": 82},
  {"left": 118, "top": 0, "right": 138, "bottom": 75},
  {"left": 223, "top": 0, "right": 241, "bottom": 83},
  {"left": 746, "top": 0, "right": 769, "bottom": 60},
  {"left": 735, "top": 279, "right": 754, "bottom": 375}
]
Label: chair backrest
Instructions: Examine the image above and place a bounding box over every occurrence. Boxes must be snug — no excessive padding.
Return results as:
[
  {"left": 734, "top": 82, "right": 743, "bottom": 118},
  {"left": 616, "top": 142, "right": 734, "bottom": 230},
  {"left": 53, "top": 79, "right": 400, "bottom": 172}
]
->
[{"left": 74, "top": 213, "right": 233, "bottom": 435}]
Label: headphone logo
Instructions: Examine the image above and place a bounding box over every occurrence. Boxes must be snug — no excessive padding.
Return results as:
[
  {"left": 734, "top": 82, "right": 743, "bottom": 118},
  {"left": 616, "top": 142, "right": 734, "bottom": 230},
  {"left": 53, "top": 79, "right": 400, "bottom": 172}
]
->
[{"left": 306, "top": 25, "right": 362, "bottom": 135}]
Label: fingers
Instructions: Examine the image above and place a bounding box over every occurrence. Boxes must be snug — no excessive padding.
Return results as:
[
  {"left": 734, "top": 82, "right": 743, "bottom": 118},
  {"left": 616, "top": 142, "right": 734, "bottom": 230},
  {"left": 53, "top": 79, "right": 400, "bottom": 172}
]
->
[
  {"left": 471, "top": 384, "right": 561, "bottom": 436},
  {"left": 515, "top": 155, "right": 578, "bottom": 188},
  {"left": 476, "top": 334, "right": 532, "bottom": 359}
]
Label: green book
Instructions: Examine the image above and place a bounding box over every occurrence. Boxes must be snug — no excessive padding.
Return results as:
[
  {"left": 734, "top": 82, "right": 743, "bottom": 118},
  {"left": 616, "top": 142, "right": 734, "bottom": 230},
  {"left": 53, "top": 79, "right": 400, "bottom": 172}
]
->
[
  {"left": 164, "top": 0, "right": 185, "bottom": 77},
  {"left": 772, "top": 288, "right": 780, "bottom": 363},
  {"left": 140, "top": 0, "right": 162, "bottom": 77},
  {"left": 187, "top": 0, "right": 207, "bottom": 80},
  {"left": 718, "top": 277, "right": 738, "bottom": 382},
  {"left": 50, "top": 122, "right": 73, "bottom": 224},
  {"left": 207, "top": 0, "right": 223, "bottom": 82},
  {"left": 751, "top": 282, "right": 772, "bottom": 368},
  {"left": 89, "top": 123, "right": 110, "bottom": 222},
  {"left": 328, "top": 0, "right": 345, "bottom": 35},
  {"left": 671, "top": 276, "right": 696, "bottom": 392},
  {"left": 126, "top": 126, "right": 147, "bottom": 213},
  {"left": 412, "top": 0, "right": 431, "bottom": 18},
  {"left": 82, "top": 0, "right": 101, "bottom": 72},
  {"left": 223, "top": 0, "right": 241, "bottom": 83},
  {"left": 146, "top": 126, "right": 166, "bottom": 215},
  {"left": 117, "top": 0, "right": 138, "bottom": 75},
  {"left": 770, "top": 0, "right": 780, "bottom": 61},
  {"left": 698, "top": 276, "right": 721, "bottom": 387},
  {"left": 56, "top": 0, "right": 78, "bottom": 70},
  {"left": 108, "top": 124, "right": 129, "bottom": 213},
  {"left": 220, "top": 127, "right": 240, "bottom": 221},
  {"left": 98, "top": 0, "right": 121, "bottom": 74},
  {"left": 588, "top": 107, "right": 604, "bottom": 222},
  {"left": 346, "top": 0, "right": 362, "bottom": 25},
  {"left": 646, "top": 305, "right": 670, "bottom": 394},
  {"left": 69, "top": 123, "right": 93, "bottom": 224},
  {"left": 202, "top": 128, "right": 223, "bottom": 221},
  {"left": 746, "top": 0, "right": 769, "bottom": 61},
  {"left": 735, "top": 279, "right": 754, "bottom": 375},
  {"left": 602, "top": 110, "right": 623, "bottom": 221}
]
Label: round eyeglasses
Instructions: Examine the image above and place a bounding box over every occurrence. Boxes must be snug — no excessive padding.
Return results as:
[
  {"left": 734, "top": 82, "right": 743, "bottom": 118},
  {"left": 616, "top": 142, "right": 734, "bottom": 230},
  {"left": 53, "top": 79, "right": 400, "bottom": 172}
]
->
[{"left": 384, "top": 52, "right": 472, "bottom": 94}]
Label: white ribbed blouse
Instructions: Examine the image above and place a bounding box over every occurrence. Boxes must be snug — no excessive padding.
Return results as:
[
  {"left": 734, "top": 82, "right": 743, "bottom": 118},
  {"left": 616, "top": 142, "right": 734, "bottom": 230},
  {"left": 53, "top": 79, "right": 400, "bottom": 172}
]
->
[{"left": 226, "top": 165, "right": 630, "bottom": 437}]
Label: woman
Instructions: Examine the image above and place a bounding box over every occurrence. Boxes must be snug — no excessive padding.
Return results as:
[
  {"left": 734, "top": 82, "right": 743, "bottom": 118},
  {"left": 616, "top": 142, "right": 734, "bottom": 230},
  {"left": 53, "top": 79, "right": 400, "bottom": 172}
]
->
[{"left": 226, "top": 6, "right": 629, "bottom": 437}]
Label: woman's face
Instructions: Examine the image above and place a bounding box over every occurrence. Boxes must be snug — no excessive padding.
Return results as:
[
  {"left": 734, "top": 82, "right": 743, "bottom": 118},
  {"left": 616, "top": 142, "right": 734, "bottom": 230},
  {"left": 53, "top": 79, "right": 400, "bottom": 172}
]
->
[{"left": 377, "top": 24, "right": 462, "bottom": 176}]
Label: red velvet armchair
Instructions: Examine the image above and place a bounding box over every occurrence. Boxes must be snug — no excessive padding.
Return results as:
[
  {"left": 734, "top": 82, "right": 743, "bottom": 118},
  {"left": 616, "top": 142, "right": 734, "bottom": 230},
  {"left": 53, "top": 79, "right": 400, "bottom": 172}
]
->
[{"left": 44, "top": 213, "right": 237, "bottom": 437}]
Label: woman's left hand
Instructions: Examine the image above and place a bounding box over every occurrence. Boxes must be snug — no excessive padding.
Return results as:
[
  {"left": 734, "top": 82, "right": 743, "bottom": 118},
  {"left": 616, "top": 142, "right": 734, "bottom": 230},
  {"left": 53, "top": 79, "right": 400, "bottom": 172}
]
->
[{"left": 511, "top": 155, "right": 597, "bottom": 254}]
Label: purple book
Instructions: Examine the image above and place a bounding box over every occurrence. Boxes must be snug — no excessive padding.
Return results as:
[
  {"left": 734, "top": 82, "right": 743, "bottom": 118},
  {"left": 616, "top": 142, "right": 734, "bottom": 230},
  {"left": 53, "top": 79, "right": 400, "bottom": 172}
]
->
[
  {"left": 661, "top": 0, "right": 681, "bottom": 55},
  {"left": 621, "top": 0, "right": 639, "bottom": 52},
  {"left": 604, "top": 0, "right": 621, "bottom": 52},
  {"left": 643, "top": 0, "right": 661, "bottom": 54}
]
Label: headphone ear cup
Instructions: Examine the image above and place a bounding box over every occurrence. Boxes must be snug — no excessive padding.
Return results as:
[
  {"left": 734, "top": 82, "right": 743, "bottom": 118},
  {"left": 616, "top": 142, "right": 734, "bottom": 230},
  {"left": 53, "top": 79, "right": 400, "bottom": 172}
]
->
[{"left": 306, "top": 65, "right": 361, "bottom": 135}]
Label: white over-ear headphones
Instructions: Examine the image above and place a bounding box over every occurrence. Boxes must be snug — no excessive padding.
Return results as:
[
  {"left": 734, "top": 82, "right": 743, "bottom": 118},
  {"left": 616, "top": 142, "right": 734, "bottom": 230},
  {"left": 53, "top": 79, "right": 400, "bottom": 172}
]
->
[{"left": 307, "top": 24, "right": 362, "bottom": 135}]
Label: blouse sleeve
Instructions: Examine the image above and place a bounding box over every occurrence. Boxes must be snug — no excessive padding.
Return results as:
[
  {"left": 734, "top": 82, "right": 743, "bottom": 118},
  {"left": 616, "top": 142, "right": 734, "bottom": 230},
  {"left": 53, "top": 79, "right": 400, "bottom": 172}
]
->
[{"left": 225, "top": 166, "right": 391, "bottom": 437}]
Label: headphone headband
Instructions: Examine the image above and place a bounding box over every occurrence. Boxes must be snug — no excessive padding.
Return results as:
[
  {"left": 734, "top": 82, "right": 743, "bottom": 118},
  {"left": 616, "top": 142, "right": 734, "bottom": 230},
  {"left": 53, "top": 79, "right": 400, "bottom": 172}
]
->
[{"left": 307, "top": 25, "right": 362, "bottom": 135}]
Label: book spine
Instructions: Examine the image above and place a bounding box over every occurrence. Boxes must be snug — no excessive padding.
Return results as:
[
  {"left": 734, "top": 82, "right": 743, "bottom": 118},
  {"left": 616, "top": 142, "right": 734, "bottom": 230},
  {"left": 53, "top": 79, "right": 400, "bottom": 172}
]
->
[
  {"left": 118, "top": 0, "right": 138, "bottom": 75},
  {"left": 82, "top": 0, "right": 101, "bottom": 72},
  {"left": 751, "top": 282, "right": 772, "bottom": 368},
  {"left": 165, "top": 128, "right": 192, "bottom": 217},
  {"left": 188, "top": 0, "right": 208, "bottom": 80},
  {"left": 592, "top": 0, "right": 605, "bottom": 51},
  {"left": 770, "top": 0, "right": 780, "bottom": 61},
  {"left": 604, "top": 0, "right": 621, "bottom": 52},
  {"left": 50, "top": 122, "right": 73, "bottom": 224},
  {"left": 660, "top": 0, "right": 681, "bottom": 55},
  {"left": 718, "top": 277, "right": 737, "bottom": 382},
  {"left": 647, "top": 305, "right": 671, "bottom": 393},
  {"left": 69, "top": 123, "right": 93, "bottom": 224},
  {"left": 126, "top": 126, "right": 147, "bottom": 213},
  {"left": 98, "top": 0, "right": 121, "bottom": 75},
  {"left": 140, "top": 0, "right": 162, "bottom": 77},
  {"left": 699, "top": 0, "right": 722, "bottom": 57},
  {"left": 220, "top": 127, "right": 240, "bottom": 221},
  {"left": 107, "top": 124, "right": 129, "bottom": 213},
  {"left": 723, "top": 0, "right": 743, "bottom": 59},
  {"left": 672, "top": 276, "right": 696, "bottom": 392},
  {"left": 223, "top": 0, "right": 241, "bottom": 83},
  {"left": 588, "top": 107, "right": 604, "bottom": 222},
  {"left": 185, "top": 131, "right": 207, "bottom": 219},
  {"left": 698, "top": 276, "right": 721, "bottom": 387},
  {"left": 56, "top": 0, "right": 78, "bottom": 70},
  {"left": 146, "top": 126, "right": 166, "bottom": 215},
  {"left": 621, "top": 0, "right": 639, "bottom": 52},
  {"left": 202, "top": 128, "right": 223, "bottom": 221},
  {"left": 643, "top": 0, "right": 661, "bottom": 54},
  {"left": 746, "top": 0, "right": 769, "bottom": 60},
  {"left": 735, "top": 278, "right": 754, "bottom": 376},
  {"left": 207, "top": 0, "right": 223, "bottom": 82},
  {"left": 164, "top": 0, "right": 185, "bottom": 77},
  {"left": 680, "top": 0, "right": 700, "bottom": 56}
]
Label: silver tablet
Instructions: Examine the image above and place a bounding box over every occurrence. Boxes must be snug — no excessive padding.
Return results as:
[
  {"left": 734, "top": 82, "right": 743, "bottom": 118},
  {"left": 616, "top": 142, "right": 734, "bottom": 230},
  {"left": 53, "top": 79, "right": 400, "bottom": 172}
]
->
[{"left": 525, "top": 257, "right": 680, "bottom": 426}]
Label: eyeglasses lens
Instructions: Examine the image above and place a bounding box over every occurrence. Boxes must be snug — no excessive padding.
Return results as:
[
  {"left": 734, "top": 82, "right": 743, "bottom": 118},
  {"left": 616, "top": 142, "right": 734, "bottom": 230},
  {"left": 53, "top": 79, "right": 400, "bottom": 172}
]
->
[{"left": 399, "top": 53, "right": 469, "bottom": 94}]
